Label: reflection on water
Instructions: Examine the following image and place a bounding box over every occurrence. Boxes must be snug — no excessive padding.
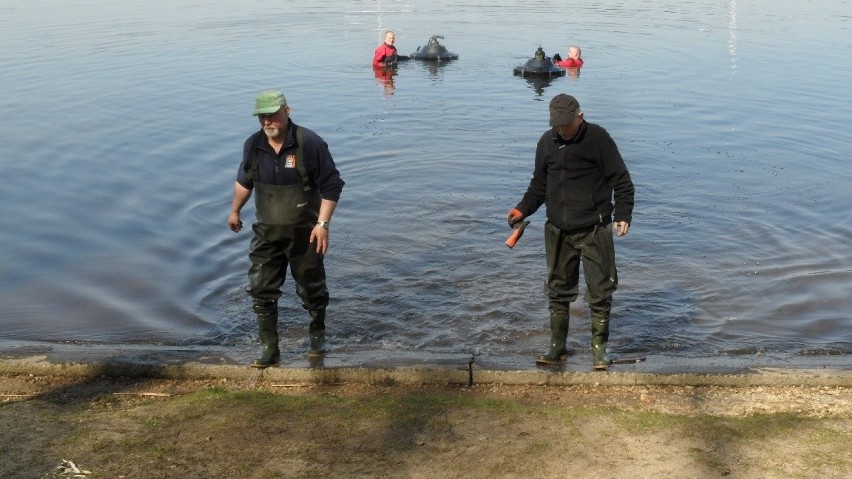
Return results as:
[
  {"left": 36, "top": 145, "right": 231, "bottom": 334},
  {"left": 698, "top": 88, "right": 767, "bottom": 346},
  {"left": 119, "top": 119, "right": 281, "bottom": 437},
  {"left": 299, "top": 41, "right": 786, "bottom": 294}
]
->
[
  {"left": 728, "top": 0, "right": 738, "bottom": 75},
  {"left": 373, "top": 65, "right": 397, "bottom": 95},
  {"left": 522, "top": 75, "right": 554, "bottom": 97},
  {"left": 0, "top": 0, "right": 850, "bottom": 366},
  {"left": 409, "top": 58, "right": 458, "bottom": 77}
]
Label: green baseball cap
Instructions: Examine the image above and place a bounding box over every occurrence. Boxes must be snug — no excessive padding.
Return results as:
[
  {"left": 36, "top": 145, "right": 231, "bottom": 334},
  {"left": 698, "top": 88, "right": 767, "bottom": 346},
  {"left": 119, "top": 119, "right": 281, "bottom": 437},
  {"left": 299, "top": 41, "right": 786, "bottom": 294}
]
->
[{"left": 252, "top": 89, "right": 287, "bottom": 116}]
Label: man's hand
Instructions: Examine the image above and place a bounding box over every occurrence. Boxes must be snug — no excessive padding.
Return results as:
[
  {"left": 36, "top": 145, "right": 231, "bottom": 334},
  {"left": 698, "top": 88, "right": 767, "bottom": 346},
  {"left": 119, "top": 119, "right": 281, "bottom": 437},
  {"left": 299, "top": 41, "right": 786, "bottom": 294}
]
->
[
  {"left": 614, "top": 221, "right": 630, "bottom": 237},
  {"left": 228, "top": 182, "right": 251, "bottom": 233},
  {"left": 310, "top": 224, "right": 330, "bottom": 255},
  {"left": 507, "top": 208, "right": 525, "bottom": 227},
  {"left": 228, "top": 212, "right": 243, "bottom": 232}
]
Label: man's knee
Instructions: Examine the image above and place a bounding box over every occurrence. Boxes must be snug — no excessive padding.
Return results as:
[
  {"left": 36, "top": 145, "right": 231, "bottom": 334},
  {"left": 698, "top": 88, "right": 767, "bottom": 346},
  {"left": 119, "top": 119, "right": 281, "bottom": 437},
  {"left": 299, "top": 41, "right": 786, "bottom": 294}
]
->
[
  {"left": 587, "top": 297, "right": 612, "bottom": 317},
  {"left": 252, "top": 300, "right": 278, "bottom": 315}
]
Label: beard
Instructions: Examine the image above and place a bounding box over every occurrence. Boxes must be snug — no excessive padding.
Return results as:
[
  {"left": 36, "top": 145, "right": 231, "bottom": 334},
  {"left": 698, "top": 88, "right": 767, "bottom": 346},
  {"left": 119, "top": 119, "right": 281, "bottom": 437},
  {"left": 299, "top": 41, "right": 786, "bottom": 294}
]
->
[{"left": 263, "top": 125, "right": 281, "bottom": 139}]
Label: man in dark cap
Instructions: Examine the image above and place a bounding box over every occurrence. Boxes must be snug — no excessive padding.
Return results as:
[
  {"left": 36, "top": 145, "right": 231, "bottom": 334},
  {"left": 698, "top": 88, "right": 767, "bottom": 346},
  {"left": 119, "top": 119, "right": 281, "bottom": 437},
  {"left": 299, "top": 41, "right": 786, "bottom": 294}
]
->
[
  {"left": 507, "top": 93, "right": 634, "bottom": 370},
  {"left": 228, "top": 89, "right": 345, "bottom": 368}
]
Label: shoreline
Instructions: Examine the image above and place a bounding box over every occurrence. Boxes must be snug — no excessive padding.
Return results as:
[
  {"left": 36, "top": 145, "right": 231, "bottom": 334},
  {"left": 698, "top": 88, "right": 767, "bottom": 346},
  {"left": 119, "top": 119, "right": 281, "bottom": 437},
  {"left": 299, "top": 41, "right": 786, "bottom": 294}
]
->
[{"left": 1, "top": 340, "right": 850, "bottom": 387}]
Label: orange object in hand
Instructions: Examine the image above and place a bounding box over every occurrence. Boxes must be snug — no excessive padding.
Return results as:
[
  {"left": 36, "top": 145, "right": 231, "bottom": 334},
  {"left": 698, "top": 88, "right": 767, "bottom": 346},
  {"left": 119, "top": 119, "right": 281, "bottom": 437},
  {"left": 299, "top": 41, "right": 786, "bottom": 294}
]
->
[
  {"left": 505, "top": 221, "right": 530, "bottom": 248},
  {"left": 507, "top": 208, "right": 525, "bottom": 227}
]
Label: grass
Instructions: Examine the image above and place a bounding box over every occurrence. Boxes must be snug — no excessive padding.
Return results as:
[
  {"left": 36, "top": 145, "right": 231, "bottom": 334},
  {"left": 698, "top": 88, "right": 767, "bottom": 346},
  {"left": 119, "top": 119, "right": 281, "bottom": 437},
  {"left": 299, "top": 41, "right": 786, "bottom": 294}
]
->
[{"left": 4, "top": 384, "right": 850, "bottom": 479}]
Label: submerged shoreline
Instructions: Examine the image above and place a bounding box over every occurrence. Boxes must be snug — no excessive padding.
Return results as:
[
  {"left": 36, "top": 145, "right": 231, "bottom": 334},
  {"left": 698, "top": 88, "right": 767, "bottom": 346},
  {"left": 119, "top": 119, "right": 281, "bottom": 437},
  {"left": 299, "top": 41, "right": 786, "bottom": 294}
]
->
[{"left": 1, "top": 339, "right": 850, "bottom": 386}]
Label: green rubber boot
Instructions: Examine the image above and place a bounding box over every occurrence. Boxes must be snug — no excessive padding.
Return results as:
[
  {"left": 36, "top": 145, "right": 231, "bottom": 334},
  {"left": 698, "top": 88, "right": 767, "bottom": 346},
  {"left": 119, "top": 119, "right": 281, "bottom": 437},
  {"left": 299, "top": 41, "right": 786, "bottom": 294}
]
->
[
  {"left": 251, "top": 304, "right": 280, "bottom": 368},
  {"left": 308, "top": 309, "right": 326, "bottom": 357},
  {"left": 591, "top": 314, "right": 611, "bottom": 370},
  {"left": 536, "top": 313, "right": 569, "bottom": 365}
]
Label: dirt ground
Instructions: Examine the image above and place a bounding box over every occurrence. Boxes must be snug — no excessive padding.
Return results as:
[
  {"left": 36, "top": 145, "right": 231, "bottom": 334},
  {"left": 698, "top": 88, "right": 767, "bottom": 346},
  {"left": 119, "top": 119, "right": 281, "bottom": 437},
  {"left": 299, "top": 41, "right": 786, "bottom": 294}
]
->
[{"left": 1, "top": 373, "right": 850, "bottom": 479}]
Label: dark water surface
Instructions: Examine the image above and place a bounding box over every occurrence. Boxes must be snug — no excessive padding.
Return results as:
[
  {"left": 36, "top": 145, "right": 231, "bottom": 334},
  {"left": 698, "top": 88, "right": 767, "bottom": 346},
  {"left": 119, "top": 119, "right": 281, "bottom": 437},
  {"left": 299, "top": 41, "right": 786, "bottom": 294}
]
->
[{"left": 1, "top": 0, "right": 850, "bottom": 368}]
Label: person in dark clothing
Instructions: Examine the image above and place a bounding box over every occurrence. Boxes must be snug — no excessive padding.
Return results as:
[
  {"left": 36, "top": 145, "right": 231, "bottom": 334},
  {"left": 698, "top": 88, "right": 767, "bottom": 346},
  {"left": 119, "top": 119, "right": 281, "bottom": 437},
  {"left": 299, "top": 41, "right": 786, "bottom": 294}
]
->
[
  {"left": 228, "top": 89, "right": 345, "bottom": 368},
  {"left": 507, "top": 93, "right": 634, "bottom": 370}
]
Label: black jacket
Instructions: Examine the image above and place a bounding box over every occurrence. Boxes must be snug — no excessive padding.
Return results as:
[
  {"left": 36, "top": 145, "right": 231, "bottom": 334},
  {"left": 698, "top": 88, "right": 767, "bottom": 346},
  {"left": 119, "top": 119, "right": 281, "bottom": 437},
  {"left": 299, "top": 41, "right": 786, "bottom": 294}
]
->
[{"left": 516, "top": 121, "right": 634, "bottom": 231}]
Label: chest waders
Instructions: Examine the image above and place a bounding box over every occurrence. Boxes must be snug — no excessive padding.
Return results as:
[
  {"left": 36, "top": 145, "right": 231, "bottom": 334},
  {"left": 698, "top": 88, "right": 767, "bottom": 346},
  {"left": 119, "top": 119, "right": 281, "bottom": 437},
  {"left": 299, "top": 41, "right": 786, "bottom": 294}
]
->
[
  {"left": 247, "top": 126, "right": 328, "bottom": 367},
  {"left": 537, "top": 180, "right": 619, "bottom": 369}
]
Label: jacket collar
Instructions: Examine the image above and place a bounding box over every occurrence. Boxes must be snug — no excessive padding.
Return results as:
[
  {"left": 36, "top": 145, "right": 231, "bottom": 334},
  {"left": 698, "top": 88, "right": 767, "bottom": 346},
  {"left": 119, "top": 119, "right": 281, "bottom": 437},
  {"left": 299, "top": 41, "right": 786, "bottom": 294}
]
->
[{"left": 551, "top": 119, "right": 587, "bottom": 144}]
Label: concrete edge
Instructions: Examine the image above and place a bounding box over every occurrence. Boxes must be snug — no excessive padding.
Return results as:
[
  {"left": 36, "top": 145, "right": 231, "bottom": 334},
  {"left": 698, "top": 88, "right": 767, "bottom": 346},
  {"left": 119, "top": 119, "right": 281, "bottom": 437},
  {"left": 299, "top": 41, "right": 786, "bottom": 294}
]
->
[{"left": 2, "top": 357, "right": 851, "bottom": 388}]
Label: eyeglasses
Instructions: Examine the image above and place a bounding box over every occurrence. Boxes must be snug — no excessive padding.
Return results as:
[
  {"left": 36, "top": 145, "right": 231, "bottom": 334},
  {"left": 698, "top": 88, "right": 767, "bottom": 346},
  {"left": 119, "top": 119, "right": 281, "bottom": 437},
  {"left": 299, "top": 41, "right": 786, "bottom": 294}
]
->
[{"left": 257, "top": 111, "right": 281, "bottom": 122}]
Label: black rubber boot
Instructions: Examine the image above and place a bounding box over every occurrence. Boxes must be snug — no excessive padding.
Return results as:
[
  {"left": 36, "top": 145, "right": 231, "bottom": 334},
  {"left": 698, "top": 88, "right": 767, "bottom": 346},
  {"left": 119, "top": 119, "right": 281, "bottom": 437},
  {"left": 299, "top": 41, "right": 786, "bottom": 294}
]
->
[
  {"left": 591, "top": 313, "right": 612, "bottom": 370},
  {"left": 308, "top": 309, "right": 326, "bottom": 357},
  {"left": 536, "top": 313, "right": 569, "bottom": 365},
  {"left": 251, "top": 303, "right": 280, "bottom": 368}
]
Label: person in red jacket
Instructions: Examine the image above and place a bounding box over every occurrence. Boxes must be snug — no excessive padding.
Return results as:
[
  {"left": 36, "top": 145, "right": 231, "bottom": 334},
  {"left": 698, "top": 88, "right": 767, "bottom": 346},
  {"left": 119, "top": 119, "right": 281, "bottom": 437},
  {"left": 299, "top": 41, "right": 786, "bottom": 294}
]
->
[
  {"left": 553, "top": 45, "right": 584, "bottom": 68},
  {"left": 373, "top": 31, "right": 399, "bottom": 68}
]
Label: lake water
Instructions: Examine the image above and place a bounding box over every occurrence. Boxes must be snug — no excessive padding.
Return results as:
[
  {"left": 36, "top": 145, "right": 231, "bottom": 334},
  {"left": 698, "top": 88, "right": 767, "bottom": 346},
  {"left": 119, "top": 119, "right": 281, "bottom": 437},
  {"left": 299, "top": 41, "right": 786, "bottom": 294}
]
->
[{"left": 1, "top": 0, "right": 850, "bottom": 369}]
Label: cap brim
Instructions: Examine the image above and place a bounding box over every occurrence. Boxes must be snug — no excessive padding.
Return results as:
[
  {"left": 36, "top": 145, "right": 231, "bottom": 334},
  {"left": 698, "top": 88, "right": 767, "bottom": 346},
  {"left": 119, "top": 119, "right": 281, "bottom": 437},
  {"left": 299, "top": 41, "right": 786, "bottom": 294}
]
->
[
  {"left": 252, "top": 106, "right": 282, "bottom": 116},
  {"left": 549, "top": 113, "right": 576, "bottom": 127}
]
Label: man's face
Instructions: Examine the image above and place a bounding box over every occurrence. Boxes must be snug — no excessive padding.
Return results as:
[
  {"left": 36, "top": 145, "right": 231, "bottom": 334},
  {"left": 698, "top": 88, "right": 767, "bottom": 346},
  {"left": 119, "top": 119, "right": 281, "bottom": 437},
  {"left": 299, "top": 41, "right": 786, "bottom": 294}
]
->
[
  {"left": 556, "top": 112, "right": 583, "bottom": 140},
  {"left": 385, "top": 32, "right": 395, "bottom": 45},
  {"left": 258, "top": 106, "right": 289, "bottom": 141}
]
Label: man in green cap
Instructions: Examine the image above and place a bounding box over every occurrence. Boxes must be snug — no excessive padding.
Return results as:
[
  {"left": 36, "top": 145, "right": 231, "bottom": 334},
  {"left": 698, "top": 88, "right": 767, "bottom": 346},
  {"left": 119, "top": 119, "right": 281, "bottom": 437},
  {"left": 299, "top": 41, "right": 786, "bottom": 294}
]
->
[
  {"left": 228, "top": 89, "right": 345, "bottom": 368},
  {"left": 507, "top": 93, "right": 634, "bottom": 370}
]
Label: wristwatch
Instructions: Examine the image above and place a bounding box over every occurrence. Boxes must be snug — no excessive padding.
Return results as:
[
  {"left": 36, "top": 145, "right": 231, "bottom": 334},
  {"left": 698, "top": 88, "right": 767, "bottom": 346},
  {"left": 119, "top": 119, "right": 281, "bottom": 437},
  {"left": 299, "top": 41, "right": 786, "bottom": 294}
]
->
[{"left": 317, "top": 220, "right": 330, "bottom": 230}]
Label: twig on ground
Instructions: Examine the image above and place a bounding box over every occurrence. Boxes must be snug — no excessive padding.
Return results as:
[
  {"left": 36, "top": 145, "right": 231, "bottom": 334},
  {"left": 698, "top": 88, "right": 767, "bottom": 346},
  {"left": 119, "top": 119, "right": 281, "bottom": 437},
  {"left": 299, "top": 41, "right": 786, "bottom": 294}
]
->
[{"left": 113, "top": 392, "right": 173, "bottom": 397}]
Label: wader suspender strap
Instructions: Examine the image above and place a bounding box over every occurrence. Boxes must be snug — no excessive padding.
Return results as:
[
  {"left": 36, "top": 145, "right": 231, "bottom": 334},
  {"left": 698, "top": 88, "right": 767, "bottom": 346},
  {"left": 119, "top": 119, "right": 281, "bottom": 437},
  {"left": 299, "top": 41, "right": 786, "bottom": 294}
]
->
[{"left": 248, "top": 126, "right": 313, "bottom": 192}]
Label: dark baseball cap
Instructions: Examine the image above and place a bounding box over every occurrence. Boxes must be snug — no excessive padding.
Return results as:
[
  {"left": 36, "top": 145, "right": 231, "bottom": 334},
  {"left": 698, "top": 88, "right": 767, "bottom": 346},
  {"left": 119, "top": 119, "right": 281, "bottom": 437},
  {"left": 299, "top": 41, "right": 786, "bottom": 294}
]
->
[{"left": 549, "top": 93, "right": 580, "bottom": 127}]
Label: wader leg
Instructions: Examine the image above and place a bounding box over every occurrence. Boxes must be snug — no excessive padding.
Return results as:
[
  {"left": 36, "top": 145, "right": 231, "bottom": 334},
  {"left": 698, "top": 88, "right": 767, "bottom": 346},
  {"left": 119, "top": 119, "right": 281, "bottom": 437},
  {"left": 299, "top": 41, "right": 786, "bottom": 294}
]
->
[
  {"left": 288, "top": 230, "right": 330, "bottom": 356},
  {"left": 581, "top": 224, "right": 618, "bottom": 370},
  {"left": 536, "top": 311, "right": 570, "bottom": 364},
  {"left": 591, "top": 310, "right": 611, "bottom": 370},
  {"left": 541, "top": 222, "right": 581, "bottom": 364},
  {"left": 251, "top": 301, "right": 280, "bottom": 368},
  {"left": 308, "top": 309, "right": 326, "bottom": 357}
]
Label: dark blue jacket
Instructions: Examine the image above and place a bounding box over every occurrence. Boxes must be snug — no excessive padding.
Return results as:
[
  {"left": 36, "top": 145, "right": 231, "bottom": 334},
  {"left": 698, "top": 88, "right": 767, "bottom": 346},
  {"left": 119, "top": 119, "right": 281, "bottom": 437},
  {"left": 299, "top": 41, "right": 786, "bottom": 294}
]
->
[{"left": 237, "top": 119, "right": 344, "bottom": 202}]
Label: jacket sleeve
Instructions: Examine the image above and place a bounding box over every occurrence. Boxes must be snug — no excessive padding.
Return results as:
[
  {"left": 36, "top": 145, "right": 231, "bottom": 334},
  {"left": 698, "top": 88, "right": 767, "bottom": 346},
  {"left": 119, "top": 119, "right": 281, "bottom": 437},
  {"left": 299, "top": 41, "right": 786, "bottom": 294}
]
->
[
  {"left": 515, "top": 134, "right": 549, "bottom": 216},
  {"left": 373, "top": 45, "right": 387, "bottom": 66},
  {"left": 556, "top": 59, "right": 577, "bottom": 68},
  {"left": 236, "top": 134, "right": 257, "bottom": 189},
  {"left": 599, "top": 130, "right": 634, "bottom": 224},
  {"left": 303, "top": 130, "right": 345, "bottom": 202}
]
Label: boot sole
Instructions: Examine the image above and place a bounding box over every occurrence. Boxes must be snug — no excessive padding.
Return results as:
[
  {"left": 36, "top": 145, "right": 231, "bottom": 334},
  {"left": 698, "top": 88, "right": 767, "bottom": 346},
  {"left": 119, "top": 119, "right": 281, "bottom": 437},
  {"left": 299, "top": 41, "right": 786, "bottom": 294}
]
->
[
  {"left": 535, "top": 354, "right": 567, "bottom": 365},
  {"left": 250, "top": 361, "right": 279, "bottom": 369},
  {"left": 251, "top": 354, "right": 281, "bottom": 369}
]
